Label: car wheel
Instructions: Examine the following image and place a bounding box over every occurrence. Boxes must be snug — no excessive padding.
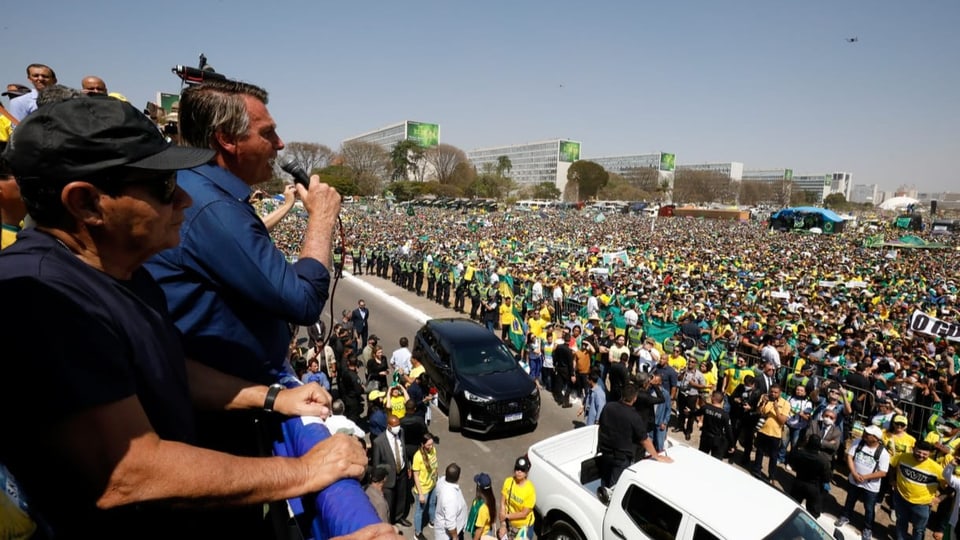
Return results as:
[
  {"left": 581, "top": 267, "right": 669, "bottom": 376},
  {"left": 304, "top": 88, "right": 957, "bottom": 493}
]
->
[
  {"left": 448, "top": 398, "right": 462, "bottom": 432},
  {"left": 544, "top": 519, "right": 583, "bottom": 540}
]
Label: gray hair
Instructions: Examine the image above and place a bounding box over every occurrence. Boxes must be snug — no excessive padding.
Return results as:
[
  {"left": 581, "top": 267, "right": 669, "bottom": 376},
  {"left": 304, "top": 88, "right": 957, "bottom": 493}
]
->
[
  {"left": 36, "top": 84, "right": 84, "bottom": 108},
  {"left": 178, "top": 80, "right": 268, "bottom": 151},
  {"left": 331, "top": 399, "right": 345, "bottom": 415}
]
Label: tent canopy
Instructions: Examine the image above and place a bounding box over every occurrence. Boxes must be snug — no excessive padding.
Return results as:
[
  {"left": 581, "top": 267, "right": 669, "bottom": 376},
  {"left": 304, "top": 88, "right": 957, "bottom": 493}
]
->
[
  {"left": 770, "top": 206, "right": 844, "bottom": 223},
  {"left": 879, "top": 196, "right": 919, "bottom": 211}
]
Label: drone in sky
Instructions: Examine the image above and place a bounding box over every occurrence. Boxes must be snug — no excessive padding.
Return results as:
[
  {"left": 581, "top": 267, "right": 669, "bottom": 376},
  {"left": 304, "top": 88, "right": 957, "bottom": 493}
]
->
[{"left": 846, "top": 37, "right": 859, "bottom": 43}]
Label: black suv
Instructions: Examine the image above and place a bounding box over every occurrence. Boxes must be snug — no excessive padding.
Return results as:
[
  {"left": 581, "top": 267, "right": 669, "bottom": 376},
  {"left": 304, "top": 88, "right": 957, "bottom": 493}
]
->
[{"left": 413, "top": 318, "right": 540, "bottom": 434}]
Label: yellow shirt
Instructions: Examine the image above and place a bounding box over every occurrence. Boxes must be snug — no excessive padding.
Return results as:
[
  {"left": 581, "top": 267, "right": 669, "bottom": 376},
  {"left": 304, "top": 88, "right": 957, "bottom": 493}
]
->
[
  {"left": 411, "top": 447, "right": 439, "bottom": 494},
  {"left": 528, "top": 317, "right": 546, "bottom": 341},
  {"left": 502, "top": 477, "right": 536, "bottom": 528},
  {"left": 758, "top": 397, "right": 791, "bottom": 438},
  {"left": 408, "top": 364, "right": 425, "bottom": 384},
  {"left": 883, "top": 431, "right": 916, "bottom": 467},
  {"left": 701, "top": 371, "right": 718, "bottom": 396},
  {"left": 895, "top": 454, "right": 945, "bottom": 505},
  {"left": 723, "top": 366, "right": 752, "bottom": 396},
  {"left": 0, "top": 114, "right": 12, "bottom": 144},
  {"left": 923, "top": 431, "right": 960, "bottom": 467},
  {"left": 1, "top": 224, "right": 20, "bottom": 250},
  {"left": 473, "top": 501, "right": 492, "bottom": 537},
  {"left": 389, "top": 396, "right": 406, "bottom": 419},
  {"left": 499, "top": 303, "right": 515, "bottom": 326},
  {"left": 668, "top": 353, "right": 686, "bottom": 373}
]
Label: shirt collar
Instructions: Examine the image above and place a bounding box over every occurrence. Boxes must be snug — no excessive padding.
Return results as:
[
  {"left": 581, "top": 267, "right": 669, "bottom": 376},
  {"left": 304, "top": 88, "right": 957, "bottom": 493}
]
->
[{"left": 190, "top": 163, "right": 254, "bottom": 203}]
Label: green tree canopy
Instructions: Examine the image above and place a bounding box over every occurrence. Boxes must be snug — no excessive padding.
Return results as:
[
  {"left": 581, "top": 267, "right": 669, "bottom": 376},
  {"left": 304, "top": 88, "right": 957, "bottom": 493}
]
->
[
  {"left": 823, "top": 192, "right": 847, "bottom": 209},
  {"left": 566, "top": 160, "right": 609, "bottom": 200},
  {"left": 317, "top": 165, "right": 358, "bottom": 196},
  {"left": 531, "top": 182, "right": 562, "bottom": 200},
  {"left": 389, "top": 140, "right": 425, "bottom": 182}
]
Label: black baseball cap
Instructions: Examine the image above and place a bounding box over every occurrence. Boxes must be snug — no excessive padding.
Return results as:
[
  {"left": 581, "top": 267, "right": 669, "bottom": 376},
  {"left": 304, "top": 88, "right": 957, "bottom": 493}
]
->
[
  {"left": 3, "top": 95, "right": 213, "bottom": 181},
  {"left": 1, "top": 84, "right": 30, "bottom": 98}
]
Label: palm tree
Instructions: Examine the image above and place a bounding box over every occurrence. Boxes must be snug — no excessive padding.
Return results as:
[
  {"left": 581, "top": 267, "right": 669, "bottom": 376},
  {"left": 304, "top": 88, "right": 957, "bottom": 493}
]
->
[{"left": 495, "top": 155, "right": 512, "bottom": 179}]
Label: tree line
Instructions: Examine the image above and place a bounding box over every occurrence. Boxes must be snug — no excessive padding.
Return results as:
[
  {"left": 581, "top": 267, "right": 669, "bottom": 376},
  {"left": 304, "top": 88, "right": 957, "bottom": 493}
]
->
[{"left": 260, "top": 140, "right": 849, "bottom": 208}]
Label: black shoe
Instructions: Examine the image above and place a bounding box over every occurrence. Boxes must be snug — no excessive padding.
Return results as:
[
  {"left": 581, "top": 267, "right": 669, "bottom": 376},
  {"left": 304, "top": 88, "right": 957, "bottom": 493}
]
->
[
  {"left": 397, "top": 518, "right": 412, "bottom": 527},
  {"left": 684, "top": 432, "right": 691, "bottom": 441},
  {"left": 562, "top": 403, "right": 573, "bottom": 408}
]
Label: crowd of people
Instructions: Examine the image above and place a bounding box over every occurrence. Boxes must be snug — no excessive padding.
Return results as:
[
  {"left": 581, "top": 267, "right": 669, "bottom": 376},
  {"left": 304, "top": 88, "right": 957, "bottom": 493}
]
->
[{"left": 262, "top": 196, "right": 960, "bottom": 539}]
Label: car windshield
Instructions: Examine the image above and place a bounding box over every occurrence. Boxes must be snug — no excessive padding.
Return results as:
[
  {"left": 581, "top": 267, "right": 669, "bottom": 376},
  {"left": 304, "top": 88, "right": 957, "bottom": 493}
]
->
[
  {"left": 451, "top": 341, "right": 520, "bottom": 376},
  {"left": 762, "top": 509, "right": 832, "bottom": 540}
]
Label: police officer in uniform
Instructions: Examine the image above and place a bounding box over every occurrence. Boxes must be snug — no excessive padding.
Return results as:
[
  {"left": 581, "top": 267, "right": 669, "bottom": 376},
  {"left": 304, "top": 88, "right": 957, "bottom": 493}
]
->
[{"left": 691, "top": 390, "right": 735, "bottom": 459}]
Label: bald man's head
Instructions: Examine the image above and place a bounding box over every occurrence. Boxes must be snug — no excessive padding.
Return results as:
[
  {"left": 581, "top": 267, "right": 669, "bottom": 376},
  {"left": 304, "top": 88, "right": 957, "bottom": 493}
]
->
[{"left": 81, "top": 76, "right": 107, "bottom": 95}]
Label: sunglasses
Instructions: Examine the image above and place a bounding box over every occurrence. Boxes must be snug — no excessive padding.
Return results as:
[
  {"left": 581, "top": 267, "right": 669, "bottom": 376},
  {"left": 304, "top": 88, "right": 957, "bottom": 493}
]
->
[{"left": 95, "top": 169, "right": 179, "bottom": 204}]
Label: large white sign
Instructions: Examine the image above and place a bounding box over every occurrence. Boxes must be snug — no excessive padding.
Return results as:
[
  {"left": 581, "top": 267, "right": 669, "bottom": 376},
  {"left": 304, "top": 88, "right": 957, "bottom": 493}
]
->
[{"left": 909, "top": 310, "right": 960, "bottom": 342}]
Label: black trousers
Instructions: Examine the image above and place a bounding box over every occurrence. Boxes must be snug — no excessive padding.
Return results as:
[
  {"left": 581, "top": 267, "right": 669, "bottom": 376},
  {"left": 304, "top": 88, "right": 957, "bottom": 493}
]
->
[
  {"left": 789, "top": 480, "right": 824, "bottom": 518},
  {"left": 599, "top": 452, "right": 632, "bottom": 488}
]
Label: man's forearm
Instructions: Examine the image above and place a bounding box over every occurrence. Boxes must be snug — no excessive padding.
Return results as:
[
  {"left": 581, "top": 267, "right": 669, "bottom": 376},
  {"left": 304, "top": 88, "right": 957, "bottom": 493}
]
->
[
  {"left": 300, "top": 215, "right": 335, "bottom": 269},
  {"left": 186, "top": 357, "right": 270, "bottom": 411}
]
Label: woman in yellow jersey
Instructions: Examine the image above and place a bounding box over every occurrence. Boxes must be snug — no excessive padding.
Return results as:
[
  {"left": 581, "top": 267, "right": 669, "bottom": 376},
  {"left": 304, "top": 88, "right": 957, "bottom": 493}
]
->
[
  {"left": 466, "top": 472, "right": 498, "bottom": 540},
  {"left": 411, "top": 432, "right": 439, "bottom": 538},
  {"left": 501, "top": 457, "right": 536, "bottom": 540}
]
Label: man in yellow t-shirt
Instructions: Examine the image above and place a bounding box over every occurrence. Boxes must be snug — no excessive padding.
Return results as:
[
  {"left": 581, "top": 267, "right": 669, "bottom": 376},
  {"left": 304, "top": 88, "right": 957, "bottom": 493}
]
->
[
  {"left": 499, "top": 296, "right": 516, "bottom": 341},
  {"left": 752, "top": 384, "right": 791, "bottom": 481},
  {"left": 894, "top": 440, "right": 945, "bottom": 540},
  {"left": 501, "top": 457, "right": 536, "bottom": 539}
]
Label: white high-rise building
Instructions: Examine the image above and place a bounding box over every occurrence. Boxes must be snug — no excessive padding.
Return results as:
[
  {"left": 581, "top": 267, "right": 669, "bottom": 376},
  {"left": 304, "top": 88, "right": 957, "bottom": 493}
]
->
[{"left": 467, "top": 139, "right": 582, "bottom": 193}]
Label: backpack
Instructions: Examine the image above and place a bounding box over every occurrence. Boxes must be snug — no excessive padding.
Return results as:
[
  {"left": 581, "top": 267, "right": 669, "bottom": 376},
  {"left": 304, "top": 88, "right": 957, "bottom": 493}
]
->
[
  {"left": 854, "top": 438, "right": 884, "bottom": 473},
  {"left": 464, "top": 498, "right": 484, "bottom": 536}
]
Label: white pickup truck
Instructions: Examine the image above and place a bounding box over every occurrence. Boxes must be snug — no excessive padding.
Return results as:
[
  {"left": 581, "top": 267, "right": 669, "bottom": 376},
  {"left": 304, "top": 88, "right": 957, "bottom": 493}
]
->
[{"left": 527, "top": 426, "right": 857, "bottom": 540}]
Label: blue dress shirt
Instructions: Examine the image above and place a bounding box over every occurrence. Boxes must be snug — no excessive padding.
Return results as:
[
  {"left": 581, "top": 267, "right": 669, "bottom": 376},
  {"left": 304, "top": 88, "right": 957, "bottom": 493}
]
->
[
  {"left": 146, "top": 164, "right": 330, "bottom": 384},
  {"left": 8, "top": 90, "right": 37, "bottom": 121}
]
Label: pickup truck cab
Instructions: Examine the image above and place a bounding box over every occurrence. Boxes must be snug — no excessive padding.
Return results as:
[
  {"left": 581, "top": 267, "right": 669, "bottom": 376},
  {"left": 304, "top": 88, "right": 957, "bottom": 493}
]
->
[{"left": 528, "top": 426, "right": 856, "bottom": 540}]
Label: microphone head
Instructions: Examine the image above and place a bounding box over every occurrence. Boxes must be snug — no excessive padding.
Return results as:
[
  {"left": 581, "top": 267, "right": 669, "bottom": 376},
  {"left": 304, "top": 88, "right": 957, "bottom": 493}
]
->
[{"left": 279, "top": 157, "right": 310, "bottom": 187}]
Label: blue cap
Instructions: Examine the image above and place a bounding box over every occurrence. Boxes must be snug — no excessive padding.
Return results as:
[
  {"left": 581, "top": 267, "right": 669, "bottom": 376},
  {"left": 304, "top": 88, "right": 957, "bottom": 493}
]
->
[{"left": 474, "top": 472, "right": 492, "bottom": 489}]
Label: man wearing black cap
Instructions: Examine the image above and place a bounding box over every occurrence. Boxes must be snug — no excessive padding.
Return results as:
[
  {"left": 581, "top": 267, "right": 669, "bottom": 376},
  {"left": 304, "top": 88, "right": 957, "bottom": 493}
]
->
[{"left": 0, "top": 96, "right": 382, "bottom": 538}]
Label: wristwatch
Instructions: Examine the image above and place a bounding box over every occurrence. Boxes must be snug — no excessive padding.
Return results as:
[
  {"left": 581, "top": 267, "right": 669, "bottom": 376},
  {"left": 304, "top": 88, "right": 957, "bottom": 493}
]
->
[{"left": 263, "top": 384, "right": 284, "bottom": 413}]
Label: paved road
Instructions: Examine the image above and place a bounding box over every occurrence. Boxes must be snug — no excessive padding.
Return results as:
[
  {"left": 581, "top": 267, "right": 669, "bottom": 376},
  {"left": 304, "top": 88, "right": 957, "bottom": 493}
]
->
[{"left": 320, "top": 271, "right": 915, "bottom": 539}]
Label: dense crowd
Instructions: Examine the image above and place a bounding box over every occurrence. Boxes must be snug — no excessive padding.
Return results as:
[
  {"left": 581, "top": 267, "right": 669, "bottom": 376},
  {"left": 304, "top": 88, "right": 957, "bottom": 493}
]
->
[{"left": 265, "top": 198, "right": 960, "bottom": 539}]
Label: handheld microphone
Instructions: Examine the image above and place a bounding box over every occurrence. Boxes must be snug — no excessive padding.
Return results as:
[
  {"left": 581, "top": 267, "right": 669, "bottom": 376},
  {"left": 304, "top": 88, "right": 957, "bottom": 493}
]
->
[{"left": 280, "top": 158, "right": 311, "bottom": 188}]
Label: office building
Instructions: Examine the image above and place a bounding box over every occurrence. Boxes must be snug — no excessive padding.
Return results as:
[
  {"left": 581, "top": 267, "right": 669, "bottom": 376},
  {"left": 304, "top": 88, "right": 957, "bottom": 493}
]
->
[
  {"left": 586, "top": 152, "right": 678, "bottom": 193},
  {"left": 467, "top": 139, "right": 582, "bottom": 193},
  {"left": 850, "top": 183, "right": 879, "bottom": 204},
  {"left": 676, "top": 161, "right": 744, "bottom": 181},
  {"left": 343, "top": 120, "right": 440, "bottom": 151},
  {"left": 742, "top": 169, "right": 852, "bottom": 204}
]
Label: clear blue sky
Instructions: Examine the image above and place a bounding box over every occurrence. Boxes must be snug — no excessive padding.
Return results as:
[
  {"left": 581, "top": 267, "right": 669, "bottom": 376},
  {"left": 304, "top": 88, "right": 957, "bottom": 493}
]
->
[{"left": 4, "top": 1, "right": 958, "bottom": 193}]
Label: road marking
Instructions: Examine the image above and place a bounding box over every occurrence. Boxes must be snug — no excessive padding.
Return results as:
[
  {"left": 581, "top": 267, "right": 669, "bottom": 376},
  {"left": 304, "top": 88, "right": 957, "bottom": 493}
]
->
[
  {"left": 342, "top": 272, "right": 432, "bottom": 324},
  {"left": 473, "top": 440, "right": 491, "bottom": 453}
]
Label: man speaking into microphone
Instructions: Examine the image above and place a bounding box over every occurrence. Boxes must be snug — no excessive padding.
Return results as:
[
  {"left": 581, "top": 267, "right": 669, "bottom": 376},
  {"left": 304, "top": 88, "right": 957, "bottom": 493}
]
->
[{"left": 145, "top": 80, "right": 342, "bottom": 534}]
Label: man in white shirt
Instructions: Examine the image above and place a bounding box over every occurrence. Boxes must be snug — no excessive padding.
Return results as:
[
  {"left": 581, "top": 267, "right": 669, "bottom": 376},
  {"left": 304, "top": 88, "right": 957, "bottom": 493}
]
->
[
  {"left": 323, "top": 399, "right": 366, "bottom": 440},
  {"left": 390, "top": 336, "right": 413, "bottom": 378},
  {"left": 433, "top": 462, "right": 467, "bottom": 540},
  {"left": 835, "top": 425, "right": 889, "bottom": 540},
  {"left": 760, "top": 335, "right": 781, "bottom": 369}
]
